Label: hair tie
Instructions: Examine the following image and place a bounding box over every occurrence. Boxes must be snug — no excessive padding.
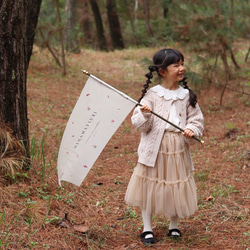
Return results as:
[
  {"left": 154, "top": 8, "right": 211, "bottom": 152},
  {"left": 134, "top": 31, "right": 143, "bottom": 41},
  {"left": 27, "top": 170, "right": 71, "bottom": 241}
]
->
[{"left": 148, "top": 65, "right": 157, "bottom": 73}]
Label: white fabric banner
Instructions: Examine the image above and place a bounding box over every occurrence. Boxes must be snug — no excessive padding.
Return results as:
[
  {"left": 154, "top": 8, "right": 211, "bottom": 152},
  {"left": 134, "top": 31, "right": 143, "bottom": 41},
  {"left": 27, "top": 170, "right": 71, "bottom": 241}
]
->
[{"left": 57, "top": 76, "right": 136, "bottom": 186}]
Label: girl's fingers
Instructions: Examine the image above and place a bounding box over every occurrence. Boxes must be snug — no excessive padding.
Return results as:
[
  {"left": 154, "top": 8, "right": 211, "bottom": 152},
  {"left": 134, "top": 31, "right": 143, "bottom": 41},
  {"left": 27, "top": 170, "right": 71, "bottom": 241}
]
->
[
  {"left": 140, "top": 105, "right": 151, "bottom": 113},
  {"left": 183, "top": 129, "right": 194, "bottom": 137}
]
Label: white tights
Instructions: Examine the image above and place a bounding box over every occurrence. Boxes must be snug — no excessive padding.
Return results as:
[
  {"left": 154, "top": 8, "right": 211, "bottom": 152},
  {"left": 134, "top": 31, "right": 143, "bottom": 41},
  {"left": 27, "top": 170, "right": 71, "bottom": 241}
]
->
[
  {"left": 142, "top": 209, "right": 152, "bottom": 232},
  {"left": 169, "top": 215, "right": 179, "bottom": 230},
  {"left": 142, "top": 209, "right": 179, "bottom": 237}
]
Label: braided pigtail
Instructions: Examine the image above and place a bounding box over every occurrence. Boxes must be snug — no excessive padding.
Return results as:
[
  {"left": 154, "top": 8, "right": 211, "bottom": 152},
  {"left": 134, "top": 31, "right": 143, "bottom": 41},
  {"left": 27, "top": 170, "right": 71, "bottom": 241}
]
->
[
  {"left": 138, "top": 65, "right": 156, "bottom": 103},
  {"left": 180, "top": 77, "right": 197, "bottom": 108}
]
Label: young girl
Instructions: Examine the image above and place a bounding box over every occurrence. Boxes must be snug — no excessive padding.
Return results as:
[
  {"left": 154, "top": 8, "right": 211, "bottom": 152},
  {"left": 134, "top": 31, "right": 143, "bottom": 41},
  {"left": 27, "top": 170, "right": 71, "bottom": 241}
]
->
[{"left": 125, "top": 48, "right": 204, "bottom": 245}]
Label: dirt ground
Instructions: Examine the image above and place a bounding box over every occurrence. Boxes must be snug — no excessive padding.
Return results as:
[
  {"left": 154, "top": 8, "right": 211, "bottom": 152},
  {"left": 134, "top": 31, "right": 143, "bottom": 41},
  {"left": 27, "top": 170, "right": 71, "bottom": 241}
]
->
[{"left": 0, "top": 47, "right": 249, "bottom": 249}]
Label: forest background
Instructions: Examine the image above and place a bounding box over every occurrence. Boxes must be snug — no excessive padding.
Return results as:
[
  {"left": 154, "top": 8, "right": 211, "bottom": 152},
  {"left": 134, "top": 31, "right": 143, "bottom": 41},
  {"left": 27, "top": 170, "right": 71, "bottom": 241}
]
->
[
  {"left": 37, "top": 0, "right": 250, "bottom": 104},
  {"left": 0, "top": 0, "right": 250, "bottom": 249}
]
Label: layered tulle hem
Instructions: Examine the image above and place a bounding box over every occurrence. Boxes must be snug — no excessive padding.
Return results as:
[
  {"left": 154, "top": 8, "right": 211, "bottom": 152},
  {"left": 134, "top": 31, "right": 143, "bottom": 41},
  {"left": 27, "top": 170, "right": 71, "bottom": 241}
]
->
[
  {"left": 125, "top": 132, "right": 198, "bottom": 218},
  {"left": 125, "top": 166, "right": 197, "bottom": 218}
]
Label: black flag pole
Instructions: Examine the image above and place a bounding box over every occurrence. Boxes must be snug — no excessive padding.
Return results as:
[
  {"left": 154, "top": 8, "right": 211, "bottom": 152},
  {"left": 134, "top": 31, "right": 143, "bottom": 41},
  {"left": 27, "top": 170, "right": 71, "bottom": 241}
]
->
[
  {"left": 81, "top": 69, "right": 204, "bottom": 144},
  {"left": 139, "top": 104, "right": 204, "bottom": 144}
]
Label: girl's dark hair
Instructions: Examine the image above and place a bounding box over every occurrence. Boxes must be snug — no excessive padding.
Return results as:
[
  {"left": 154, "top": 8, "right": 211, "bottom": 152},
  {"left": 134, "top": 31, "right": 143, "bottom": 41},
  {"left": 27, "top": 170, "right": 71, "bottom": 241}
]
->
[
  {"left": 180, "top": 76, "right": 197, "bottom": 108},
  {"left": 138, "top": 48, "right": 197, "bottom": 107}
]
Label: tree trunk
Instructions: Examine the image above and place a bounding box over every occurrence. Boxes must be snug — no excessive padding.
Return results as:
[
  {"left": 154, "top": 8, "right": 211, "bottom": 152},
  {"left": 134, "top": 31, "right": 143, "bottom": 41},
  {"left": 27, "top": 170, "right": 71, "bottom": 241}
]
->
[
  {"left": 106, "top": 0, "right": 124, "bottom": 50},
  {"left": 89, "top": 0, "right": 108, "bottom": 51},
  {"left": 230, "top": 0, "right": 234, "bottom": 27},
  {"left": 64, "top": 0, "right": 80, "bottom": 53},
  {"left": 135, "top": 0, "right": 138, "bottom": 22},
  {"left": 162, "top": 0, "right": 172, "bottom": 19},
  {"left": 139, "top": 0, "right": 154, "bottom": 37},
  {"left": 0, "top": 0, "right": 42, "bottom": 159},
  {"left": 80, "top": 0, "right": 92, "bottom": 44},
  {"left": 123, "top": 0, "right": 139, "bottom": 45},
  {"left": 220, "top": 48, "right": 231, "bottom": 106},
  {"left": 124, "top": 0, "right": 135, "bottom": 33},
  {"left": 245, "top": 47, "right": 250, "bottom": 62},
  {"left": 55, "top": 0, "right": 67, "bottom": 76}
]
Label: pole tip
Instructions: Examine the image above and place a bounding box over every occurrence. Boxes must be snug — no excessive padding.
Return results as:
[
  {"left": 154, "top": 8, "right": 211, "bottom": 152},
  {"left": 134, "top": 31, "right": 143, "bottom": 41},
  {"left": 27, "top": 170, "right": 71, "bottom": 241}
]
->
[
  {"left": 200, "top": 140, "right": 205, "bottom": 144},
  {"left": 81, "top": 69, "right": 90, "bottom": 76}
]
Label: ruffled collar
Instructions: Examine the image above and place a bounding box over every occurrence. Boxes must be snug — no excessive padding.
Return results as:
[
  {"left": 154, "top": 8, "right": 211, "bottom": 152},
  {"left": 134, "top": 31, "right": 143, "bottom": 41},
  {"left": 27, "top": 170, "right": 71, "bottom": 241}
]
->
[{"left": 151, "top": 84, "right": 188, "bottom": 100}]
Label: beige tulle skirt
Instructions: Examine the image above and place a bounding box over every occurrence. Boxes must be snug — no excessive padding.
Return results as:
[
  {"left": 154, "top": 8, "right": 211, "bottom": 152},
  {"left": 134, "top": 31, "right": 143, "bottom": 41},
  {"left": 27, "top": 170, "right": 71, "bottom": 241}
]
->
[{"left": 125, "top": 132, "right": 198, "bottom": 218}]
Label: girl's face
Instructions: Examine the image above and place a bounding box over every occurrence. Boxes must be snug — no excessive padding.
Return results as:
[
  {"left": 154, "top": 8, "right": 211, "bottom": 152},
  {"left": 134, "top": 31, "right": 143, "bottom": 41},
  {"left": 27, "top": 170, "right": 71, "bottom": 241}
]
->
[{"left": 160, "top": 60, "right": 185, "bottom": 83}]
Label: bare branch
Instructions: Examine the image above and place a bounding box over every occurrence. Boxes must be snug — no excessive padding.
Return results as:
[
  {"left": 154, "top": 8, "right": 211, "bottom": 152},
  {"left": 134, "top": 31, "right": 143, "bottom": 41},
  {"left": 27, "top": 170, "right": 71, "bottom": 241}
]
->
[{"left": 39, "top": 28, "right": 62, "bottom": 68}]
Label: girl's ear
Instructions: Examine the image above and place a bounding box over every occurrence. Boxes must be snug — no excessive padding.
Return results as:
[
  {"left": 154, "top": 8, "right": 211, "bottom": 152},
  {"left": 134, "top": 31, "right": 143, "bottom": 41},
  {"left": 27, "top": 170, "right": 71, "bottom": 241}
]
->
[{"left": 158, "top": 68, "right": 167, "bottom": 77}]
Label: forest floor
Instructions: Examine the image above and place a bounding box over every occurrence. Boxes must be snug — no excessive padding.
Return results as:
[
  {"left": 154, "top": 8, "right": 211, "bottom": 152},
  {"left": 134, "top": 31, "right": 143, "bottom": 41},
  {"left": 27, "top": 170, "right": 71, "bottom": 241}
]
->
[{"left": 0, "top": 45, "right": 249, "bottom": 249}]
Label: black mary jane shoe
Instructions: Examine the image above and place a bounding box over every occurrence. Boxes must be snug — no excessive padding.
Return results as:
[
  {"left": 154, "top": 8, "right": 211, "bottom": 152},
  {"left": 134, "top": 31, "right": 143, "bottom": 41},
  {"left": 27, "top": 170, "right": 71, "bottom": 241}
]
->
[
  {"left": 167, "top": 228, "right": 182, "bottom": 237},
  {"left": 140, "top": 231, "right": 155, "bottom": 245}
]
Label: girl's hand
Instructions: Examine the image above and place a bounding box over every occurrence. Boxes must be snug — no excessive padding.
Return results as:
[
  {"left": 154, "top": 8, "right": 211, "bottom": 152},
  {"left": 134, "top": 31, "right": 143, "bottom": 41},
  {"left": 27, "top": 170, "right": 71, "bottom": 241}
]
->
[
  {"left": 182, "top": 129, "right": 194, "bottom": 138},
  {"left": 140, "top": 104, "right": 152, "bottom": 113}
]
